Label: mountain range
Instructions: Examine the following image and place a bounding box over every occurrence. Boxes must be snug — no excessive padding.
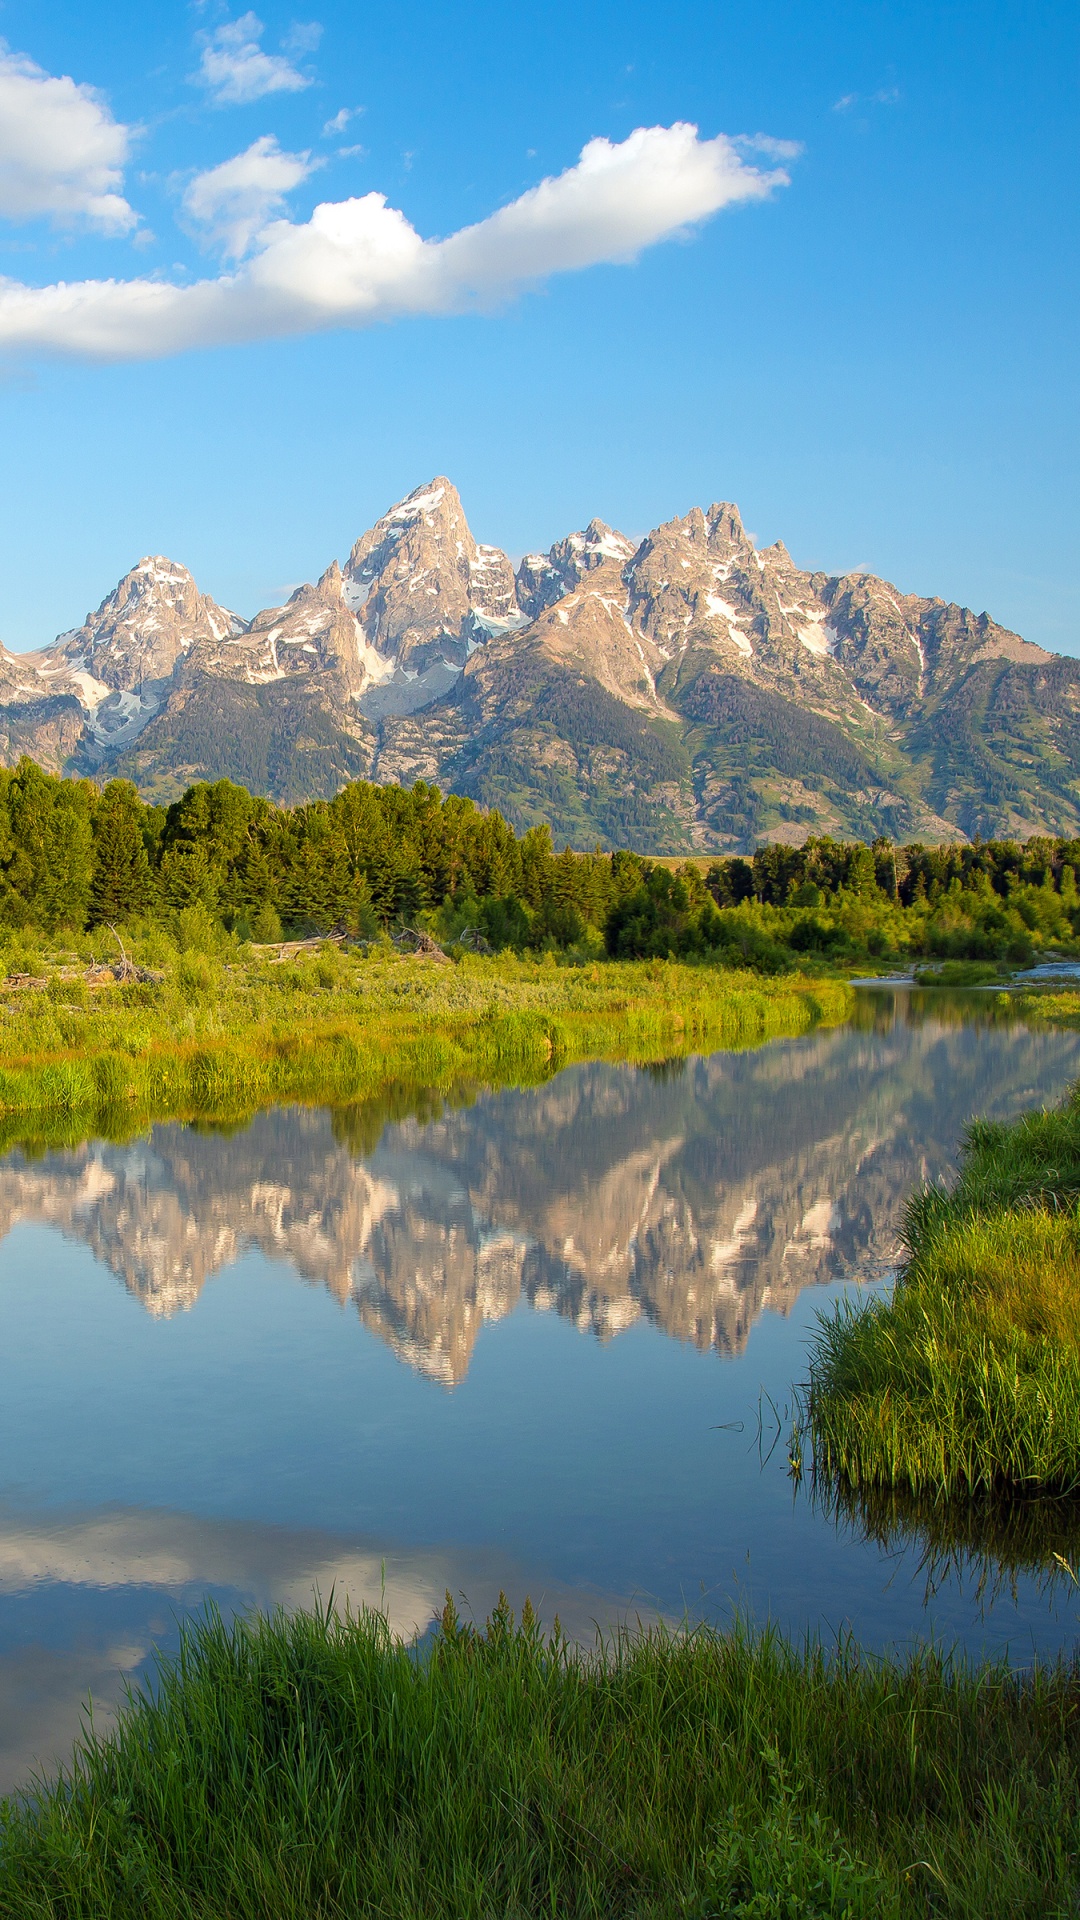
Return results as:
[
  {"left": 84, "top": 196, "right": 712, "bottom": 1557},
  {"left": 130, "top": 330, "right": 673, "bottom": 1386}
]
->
[{"left": 2, "top": 477, "right": 1077, "bottom": 852}]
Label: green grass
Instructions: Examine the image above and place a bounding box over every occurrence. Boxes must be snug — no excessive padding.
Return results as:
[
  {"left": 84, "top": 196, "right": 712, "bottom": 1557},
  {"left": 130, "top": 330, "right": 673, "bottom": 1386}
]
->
[
  {"left": 804, "top": 1087, "right": 1080, "bottom": 1498},
  {"left": 0, "top": 946, "right": 852, "bottom": 1149},
  {"left": 3, "top": 1598, "right": 1080, "bottom": 1918},
  {"left": 911, "top": 960, "right": 1007, "bottom": 988},
  {"left": 1014, "top": 987, "right": 1080, "bottom": 1030}
]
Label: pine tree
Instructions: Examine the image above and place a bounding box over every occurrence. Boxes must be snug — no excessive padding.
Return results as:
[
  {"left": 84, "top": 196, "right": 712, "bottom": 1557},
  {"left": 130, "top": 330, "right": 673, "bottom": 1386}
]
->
[
  {"left": 89, "top": 781, "right": 153, "bottom": 925},
  {"left": 0, "top": 759, "right": 96, "bottom": 930}
]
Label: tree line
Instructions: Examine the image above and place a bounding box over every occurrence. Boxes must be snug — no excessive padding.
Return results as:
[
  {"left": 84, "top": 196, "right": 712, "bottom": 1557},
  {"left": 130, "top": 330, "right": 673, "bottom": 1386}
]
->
[{"left": 2, "top": 757, "right": 1079, "bottom": 967}]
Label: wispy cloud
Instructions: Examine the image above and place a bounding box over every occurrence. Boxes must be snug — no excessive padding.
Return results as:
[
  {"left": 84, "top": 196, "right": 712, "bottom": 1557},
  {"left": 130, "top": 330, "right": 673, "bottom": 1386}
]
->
[
  {"left": 833, "top": 86, "right": 901, "bottom": 113},
  {"left": 0, "top": 122, "right": 794, "bottom": 363},
  {"left": 735, "top": 133, "right": 803, "bottom": 162},
  {"left": 323, "top": 106, "right": 361, "bottom": 137},
  {"left": 0, "top": 43, "right": 136, "bottom": 232},
  {"left": 282, "top": 23, "right": 323, "bottom": 57},
  {"left": 182, "top": 136, "right": 319, "bottom": 259},
  {"left": 194, "top": 12, "right": 315, "bottom": 107}
]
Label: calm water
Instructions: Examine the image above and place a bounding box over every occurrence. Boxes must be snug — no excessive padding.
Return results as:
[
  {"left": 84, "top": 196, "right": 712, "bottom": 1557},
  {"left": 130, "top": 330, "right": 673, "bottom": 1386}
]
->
[{"left": 2, "top": 987, "right": 1080, "bottom": 1791}]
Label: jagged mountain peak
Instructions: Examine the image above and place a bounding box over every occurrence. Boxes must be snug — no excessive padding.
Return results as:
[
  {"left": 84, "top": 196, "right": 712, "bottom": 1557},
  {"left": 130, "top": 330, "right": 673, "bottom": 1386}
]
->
[
  {"left": 514, "top": 517, "right": 637, "bottom": 620},
  {"left": 77, "top": 554, "right": 198, "bottom": 634},
  {"left": 55, "top": 554, "right": 243, "bottom": 691},
  {"left": 705, "top": 501, "right": 749, "bottom": 543},
  {"left": 344, "top": 476, "right": 468, "bottom": 579},
  {"left": 338, "top": 477, "right": 522, "bottom": 716},
  {"left": 569, "top": 520, "right": 636, "bottom": 566},
  {"left": 11, "top": 552, "right": 247, "bottom": 766}
]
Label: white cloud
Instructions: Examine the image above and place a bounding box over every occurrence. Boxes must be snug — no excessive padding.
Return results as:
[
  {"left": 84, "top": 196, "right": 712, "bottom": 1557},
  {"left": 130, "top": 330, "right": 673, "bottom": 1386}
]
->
[
  {"left": 183, "top": 136, "right": 319, "bottom": 258},
  {"left": 323, "top": 106, "right": 360, "bottom": 136},
  {"left": 0, "top": 122, "right": 792, "bottom": 362},
  {"left": 833, "top": 87, "right": 900, "bottom": 114},
  {"left": 195, "top": 12, "right": 313, "bottom": 106},
  {"left": 0, "top": 44, "right": 135, "bottom": 232}
]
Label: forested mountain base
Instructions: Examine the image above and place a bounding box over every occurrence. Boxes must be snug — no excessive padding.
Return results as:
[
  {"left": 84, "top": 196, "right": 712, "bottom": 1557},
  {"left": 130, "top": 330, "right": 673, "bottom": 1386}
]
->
[{"left": 2, "top": 756, "right": 1080, "bottom": 974}]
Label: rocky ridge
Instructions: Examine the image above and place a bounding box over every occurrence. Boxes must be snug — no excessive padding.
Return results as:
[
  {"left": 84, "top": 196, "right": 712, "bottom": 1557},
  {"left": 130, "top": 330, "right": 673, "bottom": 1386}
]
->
[{"left": 0, "top": 477, "right": 1075, "bottom": 848}]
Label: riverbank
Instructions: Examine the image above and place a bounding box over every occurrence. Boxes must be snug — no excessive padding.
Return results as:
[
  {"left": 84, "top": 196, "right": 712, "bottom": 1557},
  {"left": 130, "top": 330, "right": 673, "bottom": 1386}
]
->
[
  {"left": 806, "top": 1077, "right": 1080, "bottom": 1497},
  {"left": 0, "top": 945, "right": 851, "bottom": 1148},
  {"left": 1, "top": 1599, "right": 1077, "bottom": 1919}
]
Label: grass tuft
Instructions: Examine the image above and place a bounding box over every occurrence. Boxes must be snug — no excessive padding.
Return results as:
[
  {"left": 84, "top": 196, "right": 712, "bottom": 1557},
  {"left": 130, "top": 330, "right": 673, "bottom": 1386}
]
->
[{"left": 806, "top": 1085, "right": 1080, "bottom": 1497}]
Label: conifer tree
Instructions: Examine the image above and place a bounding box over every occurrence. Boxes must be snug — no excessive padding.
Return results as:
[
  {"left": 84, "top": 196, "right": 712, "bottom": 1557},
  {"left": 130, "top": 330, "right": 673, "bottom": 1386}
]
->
[
  {"left": 88, "top": 781, "right": 153, "bottom": 925},
  {"left": 0, "top": 758, "right": 95, "bottom": 930}
]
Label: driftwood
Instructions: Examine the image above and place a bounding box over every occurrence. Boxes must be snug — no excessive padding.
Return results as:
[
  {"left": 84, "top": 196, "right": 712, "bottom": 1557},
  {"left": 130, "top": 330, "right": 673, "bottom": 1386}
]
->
[
  {"left": 101, "top": 924, "right": 152, "bottom": 983},
  {"left": 84, "top": 963, "right": 163, "bottom": 985},
  {"left": 1, "top": 962, "right": 162, "bottom": 990},
  {"left": 455, "top": 925, "right": 493, "bottom": 955},
  {"left": 253, "top": 935, "right": 348, "bottom": 961},
  {"left": 393, "top": 928, "right": 450, "bottom": 962}
]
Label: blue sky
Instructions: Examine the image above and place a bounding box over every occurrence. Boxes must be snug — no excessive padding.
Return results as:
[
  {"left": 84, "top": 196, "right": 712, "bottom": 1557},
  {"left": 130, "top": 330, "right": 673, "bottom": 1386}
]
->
[{"left": 0, "top": 0, "right": 1076, "bottom": 653}]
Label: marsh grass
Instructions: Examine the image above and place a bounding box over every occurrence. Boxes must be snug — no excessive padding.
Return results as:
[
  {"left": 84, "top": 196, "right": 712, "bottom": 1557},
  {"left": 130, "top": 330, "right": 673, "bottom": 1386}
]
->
[
  {"left": 806, "top": 1087, "right": 1080, "bottom": 1497},
  {"left": 0, "top": 948, "right": 851, "bottom": 1147},
  {"left": 3, "top": 1598, "right": 1080, "bottom": 1918}
]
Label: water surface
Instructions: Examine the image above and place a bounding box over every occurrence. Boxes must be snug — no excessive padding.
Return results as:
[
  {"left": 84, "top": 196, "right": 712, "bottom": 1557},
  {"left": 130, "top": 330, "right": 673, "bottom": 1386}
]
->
[{"left": 2, "top": 988, "right": 1079, "bottom": 1791}]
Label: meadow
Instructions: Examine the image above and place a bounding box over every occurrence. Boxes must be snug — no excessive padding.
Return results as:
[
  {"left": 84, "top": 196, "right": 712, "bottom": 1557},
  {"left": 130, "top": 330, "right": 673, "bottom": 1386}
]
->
[{"left": 0, "top": 928, "right": 851, "bottom": 1150}]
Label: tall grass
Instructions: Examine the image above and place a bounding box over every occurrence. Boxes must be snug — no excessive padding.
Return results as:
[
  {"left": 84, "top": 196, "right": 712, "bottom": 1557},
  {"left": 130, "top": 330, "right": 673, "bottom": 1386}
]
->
[
  {"left": 3, "top": 1598, "right": 1080, "bottom": 1917},
  {"left": 805, "top": 1087, "right": 1080, "bottom": 1497},
  {"left": 0, "top": 948, "right": 851, "bottom": 1146}
]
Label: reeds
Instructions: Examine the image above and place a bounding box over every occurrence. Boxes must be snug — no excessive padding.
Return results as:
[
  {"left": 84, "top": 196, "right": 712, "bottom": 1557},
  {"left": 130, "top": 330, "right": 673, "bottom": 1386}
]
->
[
  {"left": 2, "top": 1598, "right": 1079, "bottom": 1917},
  {"left": 806, "top": 1087, "right": 1080, "bottom": 1497}
]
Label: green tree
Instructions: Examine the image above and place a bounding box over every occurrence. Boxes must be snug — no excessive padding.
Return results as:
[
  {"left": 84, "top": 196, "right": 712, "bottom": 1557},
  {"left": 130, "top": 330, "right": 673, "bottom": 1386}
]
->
[
  {"left": 0, "top": 758, "right": 95, "bottom": 930},
  {"left": 89, "top": 781, "right": 153, "bottom": 925}
]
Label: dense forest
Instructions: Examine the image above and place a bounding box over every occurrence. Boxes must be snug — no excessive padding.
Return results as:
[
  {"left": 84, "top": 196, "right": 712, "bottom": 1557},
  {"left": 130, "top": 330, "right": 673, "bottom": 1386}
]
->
[{"left": 2, "top": 756, "right": 1080, "bottom": 971}]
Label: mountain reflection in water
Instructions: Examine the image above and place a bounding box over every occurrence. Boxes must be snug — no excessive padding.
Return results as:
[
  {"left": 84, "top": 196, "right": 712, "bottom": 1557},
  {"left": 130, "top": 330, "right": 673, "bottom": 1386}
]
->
[
  {"left": 2, "top": 989, "right": 1077, "bottom": 1383},
  {"left": 4, "top": 990, "right": 1080, "bottom": 1795}
]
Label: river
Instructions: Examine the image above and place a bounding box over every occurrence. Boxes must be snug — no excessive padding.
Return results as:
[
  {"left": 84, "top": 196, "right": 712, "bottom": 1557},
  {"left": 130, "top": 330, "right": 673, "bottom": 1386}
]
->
[{"left": 1, "top": 986, "right": 1078, "bottom": 1792}]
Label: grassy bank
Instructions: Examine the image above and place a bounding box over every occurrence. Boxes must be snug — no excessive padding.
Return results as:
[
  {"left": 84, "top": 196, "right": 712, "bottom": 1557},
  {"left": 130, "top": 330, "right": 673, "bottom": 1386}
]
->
[
  {"left": 0, "top": 943, "right": 851, "bottom": 1147},
  {"left": 3, "top": 1600, "right": 1079, "bottom": 1919},
  {"left": 1015, "top": 986, "right": 1080, "bottom": 1029},
  {"left": 805, "top": 1084, "right": 1080, "bottom": 1497}
]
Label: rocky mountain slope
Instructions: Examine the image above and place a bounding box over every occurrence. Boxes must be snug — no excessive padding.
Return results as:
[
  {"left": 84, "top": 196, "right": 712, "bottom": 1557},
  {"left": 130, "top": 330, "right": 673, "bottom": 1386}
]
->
[{"left": 2, "top": 478, "right": 1076, "bottom": 849}]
